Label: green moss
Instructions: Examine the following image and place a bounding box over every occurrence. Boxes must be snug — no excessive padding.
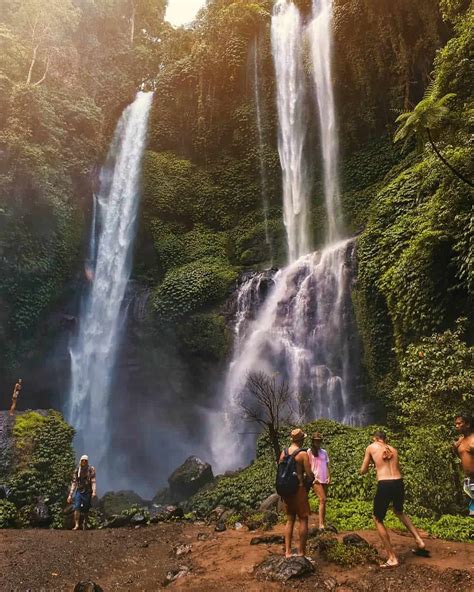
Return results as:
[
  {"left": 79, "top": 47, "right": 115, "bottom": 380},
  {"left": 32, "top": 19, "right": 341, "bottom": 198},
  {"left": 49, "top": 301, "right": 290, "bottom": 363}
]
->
[{"left": 152, "top": 257, "right": 237, "bottom": 322}]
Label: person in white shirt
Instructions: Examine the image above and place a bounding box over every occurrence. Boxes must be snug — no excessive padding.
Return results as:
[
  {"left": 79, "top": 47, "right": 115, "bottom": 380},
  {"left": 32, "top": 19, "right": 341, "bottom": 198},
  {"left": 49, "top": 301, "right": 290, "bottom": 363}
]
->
[{"left": 307, "top": 432, "right": 330, "bottom": 529}]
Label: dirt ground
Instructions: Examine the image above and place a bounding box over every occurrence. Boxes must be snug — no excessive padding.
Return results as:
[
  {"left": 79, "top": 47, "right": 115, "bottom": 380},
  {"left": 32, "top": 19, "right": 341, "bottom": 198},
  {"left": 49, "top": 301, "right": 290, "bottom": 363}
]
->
[{"left": 0, "top": 522, "right": 473, "bottom": 591}]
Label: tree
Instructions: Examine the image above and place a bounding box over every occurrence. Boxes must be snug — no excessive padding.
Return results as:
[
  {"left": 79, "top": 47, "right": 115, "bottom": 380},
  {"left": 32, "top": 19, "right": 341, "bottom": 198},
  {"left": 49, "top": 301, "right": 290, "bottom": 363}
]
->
[
  {"left": 239, "top": 372, "right": 295, "bottom": 462},
  {"left": 11, "top": 0, "right": 80, "bottom": 86},
  {"left": 394, "top": 90, "right": 473, "bottom": 187}
]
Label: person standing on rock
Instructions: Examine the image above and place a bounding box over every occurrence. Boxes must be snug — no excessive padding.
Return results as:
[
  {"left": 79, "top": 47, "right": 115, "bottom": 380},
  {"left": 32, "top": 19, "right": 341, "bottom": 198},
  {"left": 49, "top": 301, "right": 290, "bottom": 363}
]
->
[
  {"left": 9, "top": 378, "right": 22, "bottom": 416},
  {"left": 67, "top": 455, "right": 97, "bottom": 530},
  {"left": 453, "top": 414, "right": 474, "bottom": 516},
  {"left": 278, "top": 428, "right": 314, "bottom": 558},
  {"left": 360, "top": 430, "right": 429, "bottom": 568},
  {"left": 307, "top": 432, "right": 330, "bottom": 530}
]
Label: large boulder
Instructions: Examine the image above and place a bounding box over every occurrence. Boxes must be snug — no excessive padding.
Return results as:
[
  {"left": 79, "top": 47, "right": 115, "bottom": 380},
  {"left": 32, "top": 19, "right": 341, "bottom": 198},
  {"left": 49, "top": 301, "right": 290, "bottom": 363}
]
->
[
  {"left": 168, "top": 456, "right": 214, "bottom": 501},
  {"left": 30, "top": 498, "right": 51, "bottom": 527},
  {"left": 100, "top": 490, "right": 144, "bottom": 518}
]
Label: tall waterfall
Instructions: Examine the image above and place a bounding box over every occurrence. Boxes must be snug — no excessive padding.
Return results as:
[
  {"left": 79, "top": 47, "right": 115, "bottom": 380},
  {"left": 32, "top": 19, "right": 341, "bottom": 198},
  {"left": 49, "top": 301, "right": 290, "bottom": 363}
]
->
[
  {"left": 210, "top": 0, "right": 363, "bottom": 472},
  {"left": 68, "top": 91, "right": 153, "bottom": 479},
  {"left": 308, "top": 0, "right": 342, "bottom": 242},
  {"left": 271, "top": 0, "right": 309, "bottom": 263},
  {"left": 253, "top": 37, "right": 271, "bottom": 254}
]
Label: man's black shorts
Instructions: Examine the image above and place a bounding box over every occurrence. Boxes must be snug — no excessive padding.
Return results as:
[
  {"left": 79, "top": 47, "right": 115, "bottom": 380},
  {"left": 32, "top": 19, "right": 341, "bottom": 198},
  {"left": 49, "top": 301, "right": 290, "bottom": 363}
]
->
[{"left": 373, "top": 479, "right": 404, "bottom": 522}]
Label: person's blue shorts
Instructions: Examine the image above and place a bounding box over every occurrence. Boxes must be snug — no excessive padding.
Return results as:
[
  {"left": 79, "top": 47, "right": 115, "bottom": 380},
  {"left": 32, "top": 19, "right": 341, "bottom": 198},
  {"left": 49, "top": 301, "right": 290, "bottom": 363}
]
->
[{"left": 73, "top": 490, "right": 92, "bottom": 513}]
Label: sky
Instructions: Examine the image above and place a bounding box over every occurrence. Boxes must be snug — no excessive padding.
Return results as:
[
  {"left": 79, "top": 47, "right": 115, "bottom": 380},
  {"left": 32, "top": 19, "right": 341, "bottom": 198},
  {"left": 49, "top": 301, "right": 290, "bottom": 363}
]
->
[{"left": 165, "top": 0, "right": 207, "bottom": 27}]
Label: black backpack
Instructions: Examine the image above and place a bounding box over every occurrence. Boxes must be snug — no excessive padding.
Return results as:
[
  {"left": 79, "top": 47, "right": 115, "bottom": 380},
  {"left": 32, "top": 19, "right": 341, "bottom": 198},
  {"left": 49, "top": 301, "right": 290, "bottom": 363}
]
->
[{"left": 276, "top": 447, "right": 305, "bottom": 497}]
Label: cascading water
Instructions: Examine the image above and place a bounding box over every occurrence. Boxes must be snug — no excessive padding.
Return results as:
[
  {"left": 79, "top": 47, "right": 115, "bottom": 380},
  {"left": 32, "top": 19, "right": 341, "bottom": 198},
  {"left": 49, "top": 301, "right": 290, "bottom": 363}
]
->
[
  {"left": 210, "top": 0, "right": 364, "bottom": 471},
  {"left": 68, "top": 91, "right": 153, "bottom": 483},
  {"left": 271, "top": 0, "right": 310, "bottom": 263},
  {"left": 253, "top": 37, "right": 271, "bottom": 254},
  {"left": 308, "top": 0, "right": 342, "bottom": 242}
]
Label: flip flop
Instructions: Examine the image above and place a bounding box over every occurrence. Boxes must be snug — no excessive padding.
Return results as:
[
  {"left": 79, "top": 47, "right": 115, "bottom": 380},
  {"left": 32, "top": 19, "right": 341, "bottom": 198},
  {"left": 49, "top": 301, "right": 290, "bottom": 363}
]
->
[
  {"left": 379, "top": 561, "right": 399, "bottom": 569},
  {"left": 412, "top": 548, "right": 430, "bottom": 557}
]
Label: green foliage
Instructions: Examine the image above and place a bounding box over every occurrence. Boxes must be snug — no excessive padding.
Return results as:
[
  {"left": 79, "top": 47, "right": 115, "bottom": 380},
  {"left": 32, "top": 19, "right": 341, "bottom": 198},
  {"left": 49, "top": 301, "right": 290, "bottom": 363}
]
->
[
  {"left": 177, "top": 313, "right": 230, "bottom": 361},
  {"left": 7, "top": 412, "right": 75, "bottom": 527},
  {"left": 0, "top": 500, "right": 19, "bottom": 528},
  {"left": 391, "top": 321, "right": 474, "bottom": 427},
  {"left": 152, "top": 257, "right": 237, "bottom": 322},
  {"left": 427, "top": 514, "right": 474, "bottom": 542},
  {"left": 190, "top": 456, "right": 276, "bottom": 516},
  {"left": 317, "top": 537, "right": 379, "bottom": 566}
]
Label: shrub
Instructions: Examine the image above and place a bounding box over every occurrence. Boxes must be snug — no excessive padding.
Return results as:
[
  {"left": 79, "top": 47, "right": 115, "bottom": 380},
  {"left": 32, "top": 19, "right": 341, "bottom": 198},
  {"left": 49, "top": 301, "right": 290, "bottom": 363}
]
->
[{"left": 0, "top": 500, "right": 18, "bottom": 528}]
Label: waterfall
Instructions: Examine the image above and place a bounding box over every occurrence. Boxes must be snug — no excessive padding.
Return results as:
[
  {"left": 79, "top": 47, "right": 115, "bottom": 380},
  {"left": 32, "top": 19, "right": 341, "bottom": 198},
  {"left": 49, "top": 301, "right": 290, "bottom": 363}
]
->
[
  {"left": 308, "top": 0, "right": 342, "bottom": 242},
  {"left": 253, "top": 37, "right": 271, "bottom": 254},
  {"left": 209, "top": 1, "right": 364, "bottom": 471},
  {"left": 68, "top": 91, "right": 153, "bottom": 480},
  {"left": 271, "top": 0, "right": 310, "bottom": 263}
]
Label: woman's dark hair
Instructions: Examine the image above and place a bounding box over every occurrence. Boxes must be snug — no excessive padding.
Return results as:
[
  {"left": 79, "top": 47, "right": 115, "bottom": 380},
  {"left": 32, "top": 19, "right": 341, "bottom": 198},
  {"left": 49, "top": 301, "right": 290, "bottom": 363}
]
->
[{"left": 373, "top": 429, "right": 387, "bottom": 441}]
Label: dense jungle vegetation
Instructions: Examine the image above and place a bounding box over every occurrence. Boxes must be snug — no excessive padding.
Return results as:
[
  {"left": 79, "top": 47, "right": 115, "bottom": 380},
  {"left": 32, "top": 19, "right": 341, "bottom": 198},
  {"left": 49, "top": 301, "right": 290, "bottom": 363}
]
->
[{"left": 0, "top": 0, "right": 472, "bottom": 518}]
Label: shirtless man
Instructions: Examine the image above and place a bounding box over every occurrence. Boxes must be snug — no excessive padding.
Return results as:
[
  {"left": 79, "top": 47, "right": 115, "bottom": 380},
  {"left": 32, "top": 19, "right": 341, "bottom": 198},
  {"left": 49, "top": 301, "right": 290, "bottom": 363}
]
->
[
  {"left": 9, "top": 378, "right": 22, "bottom": 416},
  {"left": 453, "top": 414, "right": 474, "bottom": 515},
  {"left": 360, "top": 430, "right": 428, "bottom": 568},
  {"left": 279, "top": 428, "right": 314, "bottom": 558}
]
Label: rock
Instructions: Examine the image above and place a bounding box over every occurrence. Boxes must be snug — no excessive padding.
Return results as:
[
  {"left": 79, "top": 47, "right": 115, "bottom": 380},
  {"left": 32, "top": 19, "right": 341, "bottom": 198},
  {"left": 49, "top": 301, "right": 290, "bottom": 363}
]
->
[
  {"left": 258, "top": 493, "right": 280, "bottom": 512},
  {"left": 323, "top": 576, "right": 338, "bottom": 591},
  {"left": 30, "top": 499, "right": 51, "bottom": 527},
  {"left": 0, "top": 484, "right": 9, "bottom": 499},
  {"left": 197, "top": 532, "right": 208, "bottom": 541},
  {"left": 74, "top": 582, "right": 104, "bottom": 592},
  {"left": 208, "top": 505, "right": 227, "bottom": 522},
  {"left": 215, "top": 521, "right": 226, "bottom": 532},
  {"left": 100, "top": 490, "right": 144, "bottom": 518},
  {"left": 150, "top": 504, "right": 184, "bottom": 522},
  {"left": 164, "top": 566, "right": 190, "bottom": 586},
  {"left": 343, "top": 533, "right": 370, "bottom": 547},
  {"left": 129, "top": 513, "right": 148, "bottom": 526},
  {"left": 168, "top": 456, "right": 214, "bottom": 501},
  {"left": 250, "top": 535, "right": 285, "bottom": 545},
  {"left": 104, "top": 515, "right": 130, "bottom": 528},
  {"left": 152, "top": 487, "right": 171, "bottom": 506},
  {"left": 174, "top": 543, "right": 192, "bottom": 557},
  {"left": 255, "top": 555, "right": 315, "bottom": 582}
]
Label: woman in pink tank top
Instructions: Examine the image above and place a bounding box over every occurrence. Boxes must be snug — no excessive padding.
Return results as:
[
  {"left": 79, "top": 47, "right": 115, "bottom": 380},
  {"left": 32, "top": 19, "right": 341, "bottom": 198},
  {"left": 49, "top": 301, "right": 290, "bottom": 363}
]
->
[{"left": 307, "top": 432, "right": 330, "bottom": 529}]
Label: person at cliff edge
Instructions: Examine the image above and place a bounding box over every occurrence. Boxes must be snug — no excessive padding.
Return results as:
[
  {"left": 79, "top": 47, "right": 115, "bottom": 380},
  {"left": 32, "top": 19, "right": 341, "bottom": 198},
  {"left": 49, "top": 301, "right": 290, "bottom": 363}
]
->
[
  {"left": 67, "top": 455, "right": 97, "bottom": 530},
  {"left": 453, "top": 414, "right": 474, "bottom": 516}
]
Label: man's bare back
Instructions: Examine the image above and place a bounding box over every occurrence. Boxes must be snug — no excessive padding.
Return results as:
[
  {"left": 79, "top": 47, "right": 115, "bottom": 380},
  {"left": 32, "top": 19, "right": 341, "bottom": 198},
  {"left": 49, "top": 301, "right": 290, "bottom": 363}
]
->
[
  {"left": 363, "top": 442, "right": 402, "bottom": 480},
  {"left": 454, "top": 434, "right": 474, "bottom": 478}
]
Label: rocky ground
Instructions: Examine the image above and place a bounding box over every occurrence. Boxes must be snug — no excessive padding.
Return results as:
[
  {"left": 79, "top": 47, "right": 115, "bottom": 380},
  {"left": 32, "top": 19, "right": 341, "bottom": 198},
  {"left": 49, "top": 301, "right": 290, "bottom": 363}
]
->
[{"left": 0, "top": 522, "right": 473, "bottom": 591}]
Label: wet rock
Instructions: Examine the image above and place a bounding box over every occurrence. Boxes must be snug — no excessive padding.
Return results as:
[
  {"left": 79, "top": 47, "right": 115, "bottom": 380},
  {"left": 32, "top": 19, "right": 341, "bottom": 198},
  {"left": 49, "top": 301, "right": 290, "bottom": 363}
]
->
[
  {"left": 250, "top": 534, "right": 285, "bottom": 545},
  {"left": 255, "top": 555, "right": 315, "bottom": 582},
  {"left": 164, "top": 565, "right": 190, "bottom": 586},
  {"left": 100, "top": 490, "right": 144, "bottom": 518},
  {"left": 168, "top": 456, "right": 214, "bottom": 501},
  {"left": 258, "top": 493, "right": 280, "bottom": 512},
  {"left": 215, "top": 521, "right": 226, "bottom": 532},
  {"left": 30, "top": 499, "right": 51, "bottom": 527},
  {"left": 0, "top": 484, "right": 9, "bottom": 499},
  {"left": 343, "top": 533, "right": 370, "bottom": 547},
  {"left": 73, "top": 582, "right": 104, "bottom": 592}
]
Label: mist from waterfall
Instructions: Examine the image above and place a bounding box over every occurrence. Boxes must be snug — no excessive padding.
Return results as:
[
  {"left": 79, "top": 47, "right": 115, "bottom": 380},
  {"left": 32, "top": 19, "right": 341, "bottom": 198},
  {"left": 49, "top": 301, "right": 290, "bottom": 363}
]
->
[
  {"left": 68, "top": 91, "right": 153, "bottom": 483},
  {"left": 309, "top": 0, "right": 342, "bottom": 242},
  {"left": 209, "top": 0, "right": 363, "bottom": 472},
  {"left": 253, "top": 36, "right": 271, "bottom": 255},
  {"left": 271, "top": 0, "right": 310, "bottom": 263}
]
